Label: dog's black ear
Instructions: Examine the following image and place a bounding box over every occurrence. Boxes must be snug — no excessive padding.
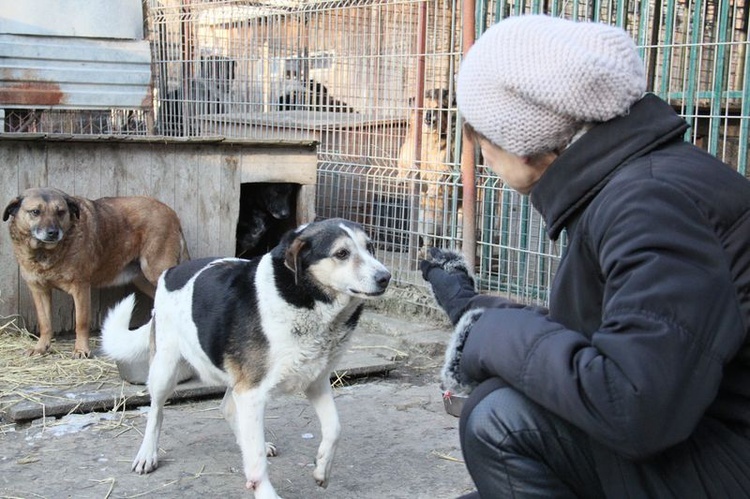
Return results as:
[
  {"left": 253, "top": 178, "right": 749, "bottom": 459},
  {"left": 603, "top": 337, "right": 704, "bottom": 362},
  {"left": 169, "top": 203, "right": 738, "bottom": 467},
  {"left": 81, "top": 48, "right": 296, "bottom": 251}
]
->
[
  {"left": 3, "top": 196, "right": 22, "bottom": 222},
  {"left": 433, "top": 88, "right": 453, "bottom": 107},
  {"left": 425, "top": 88, "right": 452, "bottom": 107},
  {"left": 284, "top": 237, "right": 307, "bottom": 285},
  {"left": 65, "top": 196, "right": 81, "bottom": 219}
]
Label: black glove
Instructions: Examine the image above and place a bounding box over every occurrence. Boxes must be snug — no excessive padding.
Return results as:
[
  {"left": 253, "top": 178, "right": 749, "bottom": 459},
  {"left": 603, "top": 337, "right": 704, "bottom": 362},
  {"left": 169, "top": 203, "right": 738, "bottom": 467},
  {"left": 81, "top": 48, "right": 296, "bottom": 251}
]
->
[{"left": 419, "top": 247, "right": 477, "bottom": 325}]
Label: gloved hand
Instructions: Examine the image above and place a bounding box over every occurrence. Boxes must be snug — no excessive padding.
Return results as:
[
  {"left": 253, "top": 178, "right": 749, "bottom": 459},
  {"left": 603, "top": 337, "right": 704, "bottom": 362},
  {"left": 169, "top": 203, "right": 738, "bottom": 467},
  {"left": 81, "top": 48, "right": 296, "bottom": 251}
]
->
[{"left": 419, "top": 247, "right": 477, "bottom": 325}]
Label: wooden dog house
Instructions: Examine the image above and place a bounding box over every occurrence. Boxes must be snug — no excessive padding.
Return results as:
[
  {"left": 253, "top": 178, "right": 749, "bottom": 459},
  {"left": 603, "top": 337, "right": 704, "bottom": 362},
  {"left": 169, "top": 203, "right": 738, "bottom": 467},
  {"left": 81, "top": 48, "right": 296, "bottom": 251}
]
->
[{"left": 0, "top": 135, "right": 317, "bottom": 335}]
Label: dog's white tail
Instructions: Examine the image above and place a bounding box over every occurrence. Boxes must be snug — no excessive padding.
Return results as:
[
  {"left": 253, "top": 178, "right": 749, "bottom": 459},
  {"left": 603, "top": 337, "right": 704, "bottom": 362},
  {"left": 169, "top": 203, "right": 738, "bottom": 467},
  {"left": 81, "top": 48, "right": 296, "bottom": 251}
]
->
[{"left": 100, "top": 293, "right": 150, "bottom": 363}]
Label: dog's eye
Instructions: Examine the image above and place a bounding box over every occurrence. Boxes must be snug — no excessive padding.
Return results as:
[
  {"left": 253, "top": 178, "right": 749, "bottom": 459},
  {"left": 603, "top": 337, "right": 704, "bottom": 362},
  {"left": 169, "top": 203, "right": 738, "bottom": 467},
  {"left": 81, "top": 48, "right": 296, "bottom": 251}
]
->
[
  {"left": 57, "top": 209, "right": 67, "bottom": 217},
  {"left": 334, "top": 249, "right": 349, "bottom": 260},
  {"left": 28, "top": 209, "right": 40, "bottom": 217}
]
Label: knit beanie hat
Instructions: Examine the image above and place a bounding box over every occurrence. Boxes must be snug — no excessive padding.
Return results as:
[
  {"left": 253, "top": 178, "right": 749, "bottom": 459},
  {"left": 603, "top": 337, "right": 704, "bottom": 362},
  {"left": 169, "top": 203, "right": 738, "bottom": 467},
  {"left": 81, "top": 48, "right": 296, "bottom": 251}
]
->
[{"left": 457, "top": 15, "right": 646, "bottom": 157}]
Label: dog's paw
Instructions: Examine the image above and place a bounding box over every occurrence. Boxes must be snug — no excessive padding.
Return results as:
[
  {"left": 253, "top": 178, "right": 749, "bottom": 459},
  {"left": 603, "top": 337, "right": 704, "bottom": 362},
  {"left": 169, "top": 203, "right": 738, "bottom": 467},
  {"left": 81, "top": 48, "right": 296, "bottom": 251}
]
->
[
  {"left": 313, "top": 456, "right": 333, "bottom": 489},
  {"left": 26, "top": 342, "right": 50, "bottom": 357},
  {"left": 72, "top": 348, "right": 91, "bottom": 359},
  {"left": 245, "top": 480, "right": 282, "bottom": 499},
  {"left": 265, "top": 442, "right": 277, "bottom": 457},
  {"left": 132, "top": 453, "right": 158, "bottom": 474},
  {"left": 244, "top": 474, "right": 282, "bottom": 498},
  {"left": 314, "top": 475, "right": 329, "bottom": 489}
]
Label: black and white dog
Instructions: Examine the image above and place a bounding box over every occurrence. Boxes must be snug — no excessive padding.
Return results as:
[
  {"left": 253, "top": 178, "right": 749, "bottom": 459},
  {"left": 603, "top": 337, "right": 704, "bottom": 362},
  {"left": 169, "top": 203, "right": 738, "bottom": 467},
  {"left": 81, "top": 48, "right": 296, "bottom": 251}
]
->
[{"left": 101, "top": 218, "right": 391, "bottom": 498}]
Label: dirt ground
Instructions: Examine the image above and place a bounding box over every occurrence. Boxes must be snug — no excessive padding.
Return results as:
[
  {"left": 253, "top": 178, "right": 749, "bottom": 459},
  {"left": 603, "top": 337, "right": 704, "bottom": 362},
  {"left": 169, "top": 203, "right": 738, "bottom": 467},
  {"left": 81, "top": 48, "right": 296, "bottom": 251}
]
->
[{"left": 0, "top": 311, "right": 477, "bottom": 499}]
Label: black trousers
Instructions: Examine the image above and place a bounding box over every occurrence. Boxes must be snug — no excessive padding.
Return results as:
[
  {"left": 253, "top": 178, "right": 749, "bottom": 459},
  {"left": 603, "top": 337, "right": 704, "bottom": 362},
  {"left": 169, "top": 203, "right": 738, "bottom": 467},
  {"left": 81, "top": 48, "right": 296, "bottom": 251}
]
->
[
  {"left": 458, "top": 378, "right": 605, "bottom": 499},
  {"left": 458, "top": 378, "right": 750, "bottom": 499}
]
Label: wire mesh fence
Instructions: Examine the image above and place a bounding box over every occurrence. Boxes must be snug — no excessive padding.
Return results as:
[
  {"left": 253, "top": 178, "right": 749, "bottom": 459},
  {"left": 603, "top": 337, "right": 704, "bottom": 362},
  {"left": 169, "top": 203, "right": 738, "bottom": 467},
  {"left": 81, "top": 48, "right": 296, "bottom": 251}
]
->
[
  {"left": 480, "top": 0, "right": 749, "bottom": 174},
  {"left": 2, "top": 0, "right": 748, "bottom": 313},
  {"left": 143, "top": 0, "right": 468, "bottom": 311},
  {"left": 2, "top": 109, "right": 149, "bottom": 135}
]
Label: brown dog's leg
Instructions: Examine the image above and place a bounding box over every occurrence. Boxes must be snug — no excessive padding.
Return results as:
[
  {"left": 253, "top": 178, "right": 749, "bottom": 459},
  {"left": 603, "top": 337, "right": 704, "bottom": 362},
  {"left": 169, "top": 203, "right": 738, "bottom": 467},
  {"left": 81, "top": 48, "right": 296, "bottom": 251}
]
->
[
  {"left": 139, "top": 236, "right": 183, "bottom": 287},
  {"left": 70, "top": 285, "right": 92, "bottom": 358},
  {"left": 132, "top": 273, "right": 156, "bottom": 299},
  {"left": 28, "top": 284, "right": 54, "bottom": 356}
]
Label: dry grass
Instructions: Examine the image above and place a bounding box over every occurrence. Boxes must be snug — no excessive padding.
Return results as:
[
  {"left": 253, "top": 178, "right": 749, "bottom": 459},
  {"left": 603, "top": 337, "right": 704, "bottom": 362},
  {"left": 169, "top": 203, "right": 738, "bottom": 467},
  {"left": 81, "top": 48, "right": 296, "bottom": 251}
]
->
[
  {"left": 0, "top": 314, "right": 121, "bottom": 421},
  {"left": 431, "top": 449, "right": 465, "bottom": 464}
]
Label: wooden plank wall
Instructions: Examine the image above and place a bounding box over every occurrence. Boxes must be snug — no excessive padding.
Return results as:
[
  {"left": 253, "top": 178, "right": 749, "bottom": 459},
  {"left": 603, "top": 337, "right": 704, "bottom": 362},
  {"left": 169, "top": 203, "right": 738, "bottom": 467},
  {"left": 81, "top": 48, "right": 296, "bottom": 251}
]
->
[{"left": 0, "top": 135, "right": 317, "bottom": 335}]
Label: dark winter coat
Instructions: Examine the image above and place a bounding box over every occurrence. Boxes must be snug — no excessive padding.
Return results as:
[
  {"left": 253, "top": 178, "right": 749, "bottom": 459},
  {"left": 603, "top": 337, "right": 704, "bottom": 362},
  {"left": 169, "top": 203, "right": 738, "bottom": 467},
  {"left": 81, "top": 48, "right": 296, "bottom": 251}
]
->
[{"left": 460, "top": 93, "right": 750, "bottom": 496}]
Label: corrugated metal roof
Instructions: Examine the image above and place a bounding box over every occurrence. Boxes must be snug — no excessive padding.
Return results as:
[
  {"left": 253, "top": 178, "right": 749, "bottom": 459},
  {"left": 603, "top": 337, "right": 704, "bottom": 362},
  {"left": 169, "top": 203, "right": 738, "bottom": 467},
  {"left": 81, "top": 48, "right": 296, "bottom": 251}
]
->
[{"left": 0, "top": 34, "right": 152, "bottom": 109}]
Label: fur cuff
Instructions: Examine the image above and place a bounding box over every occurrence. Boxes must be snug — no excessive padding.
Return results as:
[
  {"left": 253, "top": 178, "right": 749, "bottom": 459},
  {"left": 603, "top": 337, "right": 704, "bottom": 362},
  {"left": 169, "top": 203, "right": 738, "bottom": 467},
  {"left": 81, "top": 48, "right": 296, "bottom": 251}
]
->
[
  {"left": 440, "top": 308, "right": 484, "bottom": 396},
  {"left": 427, "top": 248, "right": 473, "bottom": 277}
]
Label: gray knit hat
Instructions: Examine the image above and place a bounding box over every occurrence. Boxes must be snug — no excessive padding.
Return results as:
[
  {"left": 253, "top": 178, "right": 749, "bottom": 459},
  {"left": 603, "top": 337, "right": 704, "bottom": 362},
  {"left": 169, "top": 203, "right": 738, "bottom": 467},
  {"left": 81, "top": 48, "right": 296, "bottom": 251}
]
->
[{"left": 457, "top": 15, "right": 646, "bottom": 157}]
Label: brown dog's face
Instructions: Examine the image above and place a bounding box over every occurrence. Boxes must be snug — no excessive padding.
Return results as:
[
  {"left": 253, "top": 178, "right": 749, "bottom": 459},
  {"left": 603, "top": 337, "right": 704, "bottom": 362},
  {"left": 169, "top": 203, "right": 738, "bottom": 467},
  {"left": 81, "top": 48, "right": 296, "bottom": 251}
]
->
[
  {"left": 3, "top": 188, "right": 80, "bottom": 249},
  {"left": 409, "top": 88, "right": 454, "bottom": 136}
]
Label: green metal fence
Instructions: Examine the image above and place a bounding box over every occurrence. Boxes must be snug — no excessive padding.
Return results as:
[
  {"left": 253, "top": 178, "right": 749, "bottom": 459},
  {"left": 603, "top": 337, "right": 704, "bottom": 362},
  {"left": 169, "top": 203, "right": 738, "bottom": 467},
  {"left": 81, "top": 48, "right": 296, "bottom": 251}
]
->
[
  {"left": 476, "top": 0, "right": 749, "bottom": 175},
  {"left": 472, "top": 0, "right": 748, "bottom": 306}
]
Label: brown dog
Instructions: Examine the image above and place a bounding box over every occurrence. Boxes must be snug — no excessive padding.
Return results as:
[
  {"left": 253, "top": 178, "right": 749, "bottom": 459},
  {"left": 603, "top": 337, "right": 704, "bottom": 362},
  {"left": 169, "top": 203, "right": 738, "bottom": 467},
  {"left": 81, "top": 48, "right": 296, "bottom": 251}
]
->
[
  {"left": 396, "top": 88, "right": 459, "bottom": 248},
  {"left": 3, "top": 188, "right": 189, "bottom": 358}
]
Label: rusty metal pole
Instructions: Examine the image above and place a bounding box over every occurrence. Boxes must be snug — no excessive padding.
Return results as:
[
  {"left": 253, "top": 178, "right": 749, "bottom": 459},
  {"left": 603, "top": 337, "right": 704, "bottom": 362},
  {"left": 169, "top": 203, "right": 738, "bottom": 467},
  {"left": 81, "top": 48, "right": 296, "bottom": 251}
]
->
[
  {"left": 179, "top": 0, "right": 193, "bottom": 137},
  {"left": 461, "top": 0, "right": 477, "bottom": 267},
  {"left": 408, "top": 1, "right": 428, "bottom": 261}
]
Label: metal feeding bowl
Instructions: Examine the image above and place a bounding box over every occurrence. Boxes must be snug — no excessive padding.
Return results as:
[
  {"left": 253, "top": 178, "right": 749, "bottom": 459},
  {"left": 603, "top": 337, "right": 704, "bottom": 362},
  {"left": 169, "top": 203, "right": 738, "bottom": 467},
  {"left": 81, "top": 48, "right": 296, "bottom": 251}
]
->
[
  {"left": 115, "top": 358, "right": 194, "bottom": 385},
  {"left": 442, "top": 391, "right": 469, "bottom": 418}
]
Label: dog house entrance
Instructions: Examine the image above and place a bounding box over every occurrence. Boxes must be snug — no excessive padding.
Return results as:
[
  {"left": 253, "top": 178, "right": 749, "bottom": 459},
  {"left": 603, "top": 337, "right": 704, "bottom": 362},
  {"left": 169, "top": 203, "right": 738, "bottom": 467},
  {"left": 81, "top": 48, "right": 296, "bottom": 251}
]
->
[{"left": 235, "top": 182, "right": 300, "bottom": 259}]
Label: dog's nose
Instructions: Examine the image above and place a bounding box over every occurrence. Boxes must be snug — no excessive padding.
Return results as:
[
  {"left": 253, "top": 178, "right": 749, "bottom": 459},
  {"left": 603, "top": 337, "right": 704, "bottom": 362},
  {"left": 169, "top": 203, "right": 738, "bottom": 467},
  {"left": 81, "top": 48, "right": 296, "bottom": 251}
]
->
[
  {"left": 375, "top": 270, "right": 391, "bottom": 290},
  {"left": 272, "top": 208, "right": 290, "bottom": 220},
  {"left": 45, "top": 228, "right": 60, "bottom": 240}
]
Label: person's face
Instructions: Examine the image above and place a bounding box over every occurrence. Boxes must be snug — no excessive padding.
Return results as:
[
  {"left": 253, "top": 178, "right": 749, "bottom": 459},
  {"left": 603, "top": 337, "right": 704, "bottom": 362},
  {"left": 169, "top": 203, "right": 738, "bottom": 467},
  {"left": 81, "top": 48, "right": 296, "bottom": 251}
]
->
[{"left": 478, "top": 138, "right": 556, "bottom": 195}]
